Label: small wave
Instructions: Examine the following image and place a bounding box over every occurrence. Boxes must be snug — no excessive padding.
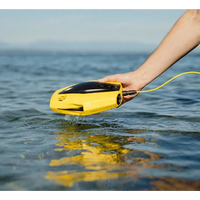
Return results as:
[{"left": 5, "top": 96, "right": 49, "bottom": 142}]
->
[{"left": 0, "top": 108, "right": 46, "bottom": 122}]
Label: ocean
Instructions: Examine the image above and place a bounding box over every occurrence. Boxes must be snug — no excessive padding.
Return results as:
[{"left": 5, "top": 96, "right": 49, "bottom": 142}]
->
[{"left": 0, "top": 51, "right": 200, "bottom": 191}]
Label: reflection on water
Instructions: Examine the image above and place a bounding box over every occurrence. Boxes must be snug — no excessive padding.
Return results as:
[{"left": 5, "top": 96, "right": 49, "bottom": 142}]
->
[
  {"left": 45, "top": 119, "right": 200, "bottom": 190},
  {"left": 151, "top": 177, "right": 200, "bottom": 191},
  {"left": 45, "top": 120, "right": 164, "bottom": 188}
]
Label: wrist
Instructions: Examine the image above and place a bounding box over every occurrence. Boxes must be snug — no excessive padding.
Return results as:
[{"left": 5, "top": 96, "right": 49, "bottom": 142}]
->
[
  {"left": 129, "top": 70, "right": 146, "bottom": 91},
  {"left": 131, "top": 65, "right": 151, "bottom": 90}
]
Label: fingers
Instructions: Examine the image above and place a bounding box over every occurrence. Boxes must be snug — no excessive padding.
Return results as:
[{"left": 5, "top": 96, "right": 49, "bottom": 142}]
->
[{"left": 120, "top": 95, "right": 136, "bottom": 105}]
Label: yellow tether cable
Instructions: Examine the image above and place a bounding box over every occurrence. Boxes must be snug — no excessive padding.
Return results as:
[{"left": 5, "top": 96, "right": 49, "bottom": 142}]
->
[{"left": 137, "top": 71, "right": 200, "bottom": 93}]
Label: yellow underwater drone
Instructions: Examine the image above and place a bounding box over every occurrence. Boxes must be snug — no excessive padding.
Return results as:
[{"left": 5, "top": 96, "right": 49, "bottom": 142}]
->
[
  {"left": 50, "top": 71, "right": 200, "bottom": 117},
  {"left": 49, "top": 81, "right": 132, "bottom": 117}
]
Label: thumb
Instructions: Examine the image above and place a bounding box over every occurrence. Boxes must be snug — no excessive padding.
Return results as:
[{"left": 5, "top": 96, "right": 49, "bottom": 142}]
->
[
  {"left": 97, "top": 74, "right": 120, "bottom": 83},
  {"left": 97, "top": 78, "right": 106, "bottom": 82}
]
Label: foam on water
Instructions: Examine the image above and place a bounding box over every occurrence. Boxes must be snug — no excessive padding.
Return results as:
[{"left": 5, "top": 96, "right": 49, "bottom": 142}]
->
[{"left": 64, "top": 114, "right": 81, "bottom": 122}]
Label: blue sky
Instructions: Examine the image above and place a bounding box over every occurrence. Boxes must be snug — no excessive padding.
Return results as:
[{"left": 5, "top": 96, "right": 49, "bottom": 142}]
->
[{"left": 0, "top": 9, "right": 186, "bottom": 46}]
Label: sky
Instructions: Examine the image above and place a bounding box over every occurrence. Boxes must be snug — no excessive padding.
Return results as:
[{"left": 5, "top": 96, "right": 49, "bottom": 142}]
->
[{"left": 0, "top": 9, "right": 186, "bottom": 46}]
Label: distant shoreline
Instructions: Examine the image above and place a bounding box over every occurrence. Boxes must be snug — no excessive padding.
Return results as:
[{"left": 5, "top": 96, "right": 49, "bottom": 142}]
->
[{"left": 0, "top": 49, "right": 200, "bottom": 56}]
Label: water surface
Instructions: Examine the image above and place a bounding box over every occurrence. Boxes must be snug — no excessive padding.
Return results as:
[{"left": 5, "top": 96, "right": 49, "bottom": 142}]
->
[{"left": 0, "top": 51, "right": 200, "bottom": 190}]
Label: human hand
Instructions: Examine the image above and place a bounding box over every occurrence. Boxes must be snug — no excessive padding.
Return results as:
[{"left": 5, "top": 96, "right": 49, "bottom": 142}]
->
[{"left": 98, "top": 72, "right": 142, "bottom": 104}]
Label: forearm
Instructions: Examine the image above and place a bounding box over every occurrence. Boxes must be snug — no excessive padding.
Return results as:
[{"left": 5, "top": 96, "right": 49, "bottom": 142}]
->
[{"left": 136, "top": 9, "right": 200, "bottom": 89}]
